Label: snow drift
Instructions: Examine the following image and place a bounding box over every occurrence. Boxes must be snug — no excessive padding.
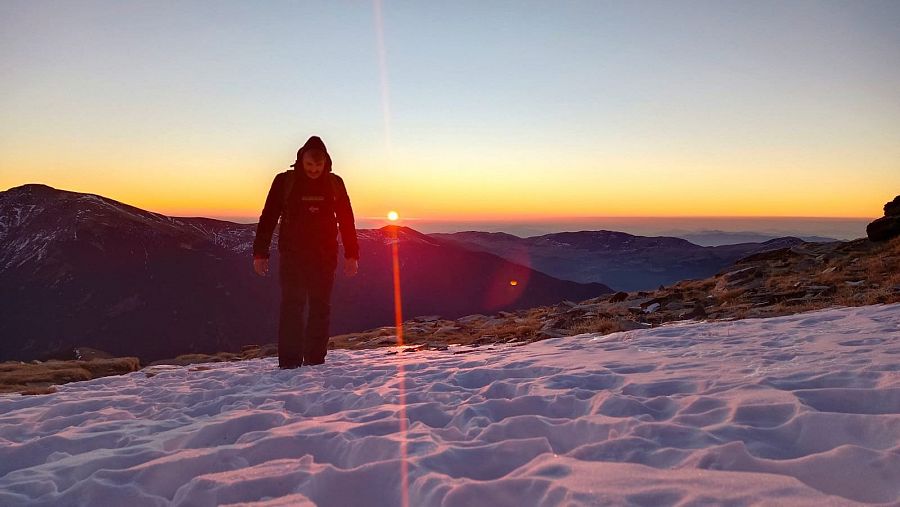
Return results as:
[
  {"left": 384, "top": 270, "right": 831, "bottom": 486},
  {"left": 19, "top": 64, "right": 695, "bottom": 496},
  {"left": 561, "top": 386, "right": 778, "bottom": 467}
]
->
[{"left": 1, "top": 304, "right": 898, "bottom": 506}]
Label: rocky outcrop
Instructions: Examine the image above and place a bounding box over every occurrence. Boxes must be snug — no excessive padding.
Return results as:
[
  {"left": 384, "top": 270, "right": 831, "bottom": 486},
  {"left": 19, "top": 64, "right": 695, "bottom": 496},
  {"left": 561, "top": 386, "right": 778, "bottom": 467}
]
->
[
  {"left": 331, "top": 235, "right": 900, "bottom": 352},
  {"left": 867, "top": 195, "right": 900, "bottom": 242},
  {"left": 885, "top": 195, "right": 900, "bottom": 217},
  {"left": 0, "top": 357, "right": 141, "bottom": 395}
]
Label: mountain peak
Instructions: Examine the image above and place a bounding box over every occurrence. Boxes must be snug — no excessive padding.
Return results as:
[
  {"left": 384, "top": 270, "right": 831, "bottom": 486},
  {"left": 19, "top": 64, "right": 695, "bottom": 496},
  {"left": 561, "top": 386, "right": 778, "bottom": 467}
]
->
[
  {"left": 374, "top": 224, "right": 442, "bottom": 245},
  {"left": 4, "top": 183, "right": 59, "bottom": 194}
]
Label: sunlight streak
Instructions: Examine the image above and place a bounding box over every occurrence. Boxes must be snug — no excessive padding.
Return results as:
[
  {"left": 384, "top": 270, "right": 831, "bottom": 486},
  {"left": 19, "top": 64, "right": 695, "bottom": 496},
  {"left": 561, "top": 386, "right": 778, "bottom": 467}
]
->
[{"left": 389, "top": 224, "right": 409, "bottom": 507}]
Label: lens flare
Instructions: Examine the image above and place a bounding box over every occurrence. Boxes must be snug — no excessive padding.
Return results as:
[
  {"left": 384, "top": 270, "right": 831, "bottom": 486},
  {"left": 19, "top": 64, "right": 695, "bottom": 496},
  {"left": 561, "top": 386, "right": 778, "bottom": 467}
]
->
[
  {"left": 388, "top": 224, "right": 408, "bottom": 507},
  {"left": 510, "top": 280, "right": 518, "bottom": 286}
]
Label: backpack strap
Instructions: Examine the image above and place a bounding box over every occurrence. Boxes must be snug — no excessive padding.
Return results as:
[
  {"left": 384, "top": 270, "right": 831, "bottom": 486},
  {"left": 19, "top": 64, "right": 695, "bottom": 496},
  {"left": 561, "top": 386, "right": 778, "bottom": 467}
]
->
[{"left": 282, "top": 170, "right": 296, "bottom": 210}]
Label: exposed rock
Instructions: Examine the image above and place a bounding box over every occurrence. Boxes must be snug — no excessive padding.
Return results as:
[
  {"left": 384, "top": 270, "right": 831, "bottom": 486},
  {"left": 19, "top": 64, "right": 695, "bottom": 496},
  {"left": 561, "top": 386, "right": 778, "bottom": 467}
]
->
[
  {"left": 568, "top": 303, "right": 602, "bottom": 313},
  {"left": 680, "top": 302, "right": 707, "bottom": 319},
  {"left": 609, "top": 291, "right": 629, "bottom": 303},
  {"left": 867, "top": 215, "right": 900, "bottom": 242},
  {"left": 98, "top": 355, "right": 140, "bottom": 371},
  {"left": 721, "top": 266, "right": 759, "bottom": 284},
  {"left": 540, "top": 317, "right": 567, "bottom": 330},
  {"left": 457, "top": 314, "right": 487, "bottom": 324},
  {"left": 1, "top": 357, "right": 141, "bottom": 395},
  {"left": 538, "top": 328, "right": 568, "bottom": 338},
  {"left": 639, "top": 296, "right": 671, "bottom": 309},
  {"left": 885, "top": 195, "right": 900, "bottom": 216},
  {"left": 551, "top": 302, "right": 575, "bottom": 313},
  {"left": 376, "top": 336, "right": 399, "bottom": 345},
  {"left": 867, "top": 195, "right": 900, "bottom": 241},
  {"left": 617, "top": 320, "right": 652, "bottom": 331},
  {"left": 663, "top": 301, "right": 685, "bottom": 312}
]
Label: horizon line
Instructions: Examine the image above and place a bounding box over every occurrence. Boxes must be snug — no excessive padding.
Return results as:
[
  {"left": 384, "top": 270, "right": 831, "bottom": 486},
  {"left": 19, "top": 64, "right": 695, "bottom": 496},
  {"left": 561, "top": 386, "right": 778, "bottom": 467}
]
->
[
  {"left": 207, "top": 214, "right": 875, "bottom": 223},
  {"left": 1, "top": 182, "right": 877, "bottom": 222}
]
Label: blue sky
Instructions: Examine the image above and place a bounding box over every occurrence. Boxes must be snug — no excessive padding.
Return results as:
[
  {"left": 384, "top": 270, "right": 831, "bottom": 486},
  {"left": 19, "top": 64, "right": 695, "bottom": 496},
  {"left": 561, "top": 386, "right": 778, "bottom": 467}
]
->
[{"left": 2, "top": 0, "right": 899, "bottom": 223}]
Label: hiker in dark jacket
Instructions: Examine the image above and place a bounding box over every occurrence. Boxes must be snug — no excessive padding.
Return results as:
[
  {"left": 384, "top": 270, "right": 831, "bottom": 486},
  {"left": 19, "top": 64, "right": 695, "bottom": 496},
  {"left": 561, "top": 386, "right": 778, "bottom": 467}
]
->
[{"left": 252, "top": 136, "right": 359, "bottom": 368}]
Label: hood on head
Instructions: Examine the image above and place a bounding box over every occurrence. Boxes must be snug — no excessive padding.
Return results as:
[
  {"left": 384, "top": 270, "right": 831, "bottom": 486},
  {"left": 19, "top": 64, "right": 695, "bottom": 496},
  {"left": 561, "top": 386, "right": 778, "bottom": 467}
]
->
[{"left": 290, "top": 135, "right": 333, "bottom": 173}]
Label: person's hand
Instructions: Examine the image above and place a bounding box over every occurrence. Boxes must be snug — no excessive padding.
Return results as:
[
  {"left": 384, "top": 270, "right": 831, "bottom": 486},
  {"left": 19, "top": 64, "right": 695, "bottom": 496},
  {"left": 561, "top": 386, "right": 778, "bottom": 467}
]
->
[
  {"left": 253, "top": 257, "right": 269, "bottom": 277},
  {"left": 343, "top": 258, "right": 358, "bottom": 277}
]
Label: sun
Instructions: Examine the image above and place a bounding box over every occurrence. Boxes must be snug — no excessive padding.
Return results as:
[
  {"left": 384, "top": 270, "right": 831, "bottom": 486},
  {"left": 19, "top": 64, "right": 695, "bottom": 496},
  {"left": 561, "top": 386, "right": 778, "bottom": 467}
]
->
[{"left": 387, "top": 210, "right": 399, "bottom": 221}]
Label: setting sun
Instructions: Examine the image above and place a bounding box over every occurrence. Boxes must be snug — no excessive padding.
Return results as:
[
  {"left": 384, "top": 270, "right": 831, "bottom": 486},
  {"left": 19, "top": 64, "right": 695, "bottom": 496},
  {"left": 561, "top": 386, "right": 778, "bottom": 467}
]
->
[{"left": 387, "top": 210, "right": 399, "bottom": 221}]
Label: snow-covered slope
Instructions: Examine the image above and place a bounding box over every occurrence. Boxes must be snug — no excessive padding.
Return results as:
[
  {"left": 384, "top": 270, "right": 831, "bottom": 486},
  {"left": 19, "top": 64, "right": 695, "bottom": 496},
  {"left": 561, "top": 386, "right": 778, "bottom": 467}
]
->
[{"left": 1, "top": 304, "right": 898, "bottom": 506}]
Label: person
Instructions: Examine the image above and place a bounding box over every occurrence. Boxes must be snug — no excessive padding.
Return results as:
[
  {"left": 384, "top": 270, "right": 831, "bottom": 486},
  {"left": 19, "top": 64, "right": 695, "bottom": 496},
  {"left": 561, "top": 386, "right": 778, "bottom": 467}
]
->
[{"left": 252, "top": 136, "right": 359, "bottom": 368}]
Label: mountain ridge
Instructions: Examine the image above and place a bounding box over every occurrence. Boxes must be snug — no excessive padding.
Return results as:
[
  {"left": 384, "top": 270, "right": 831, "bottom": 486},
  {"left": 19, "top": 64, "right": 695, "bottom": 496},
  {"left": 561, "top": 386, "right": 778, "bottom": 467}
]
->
[
  {"left": 430, "top": 230, "right": 813, "bottom": 291},
  {"left": 0, "top": 183, "right": 610, "bottom": 363}
]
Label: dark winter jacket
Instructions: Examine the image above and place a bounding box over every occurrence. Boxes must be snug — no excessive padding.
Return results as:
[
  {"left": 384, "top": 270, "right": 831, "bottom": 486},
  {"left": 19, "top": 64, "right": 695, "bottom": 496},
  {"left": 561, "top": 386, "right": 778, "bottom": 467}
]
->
[{"left": 252, "top": 137, "right": 359, "bottom": 263}]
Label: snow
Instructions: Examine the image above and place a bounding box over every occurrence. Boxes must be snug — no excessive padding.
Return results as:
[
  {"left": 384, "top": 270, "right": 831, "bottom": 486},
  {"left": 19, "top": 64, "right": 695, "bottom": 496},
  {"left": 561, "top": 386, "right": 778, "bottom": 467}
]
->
[{"left": 1, "top": 304, "right": 898, "bottom": 506}]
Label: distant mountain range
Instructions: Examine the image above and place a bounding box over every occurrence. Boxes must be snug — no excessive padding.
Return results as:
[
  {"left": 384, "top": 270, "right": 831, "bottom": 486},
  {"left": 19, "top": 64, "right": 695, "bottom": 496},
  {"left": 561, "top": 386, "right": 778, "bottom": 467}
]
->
[
  {"left": 0, "top": 184, "right": 610, "bottom": 363},
  {"left": 430, "top": 230, "right": 818, "bottom": 291},
  {"left": 665, "top": 230, "right": 838, "bottom": 246}
]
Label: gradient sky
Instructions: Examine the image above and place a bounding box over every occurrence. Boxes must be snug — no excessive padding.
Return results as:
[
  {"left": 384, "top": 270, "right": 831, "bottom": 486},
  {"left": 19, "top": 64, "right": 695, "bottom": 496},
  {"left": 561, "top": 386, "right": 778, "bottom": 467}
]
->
[{"left": 2, "top": 0, "right": 898, "bottom": 224}]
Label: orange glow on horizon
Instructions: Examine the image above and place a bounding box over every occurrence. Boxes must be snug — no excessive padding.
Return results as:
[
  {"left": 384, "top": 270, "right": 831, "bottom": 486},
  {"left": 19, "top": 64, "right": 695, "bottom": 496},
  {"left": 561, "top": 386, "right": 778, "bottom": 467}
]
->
[
  {"left": 1, "top": 163, "right": 888, "bottom": 221},
  {"left": 0, "top": 177, "right": 878, "bottom": 223}
]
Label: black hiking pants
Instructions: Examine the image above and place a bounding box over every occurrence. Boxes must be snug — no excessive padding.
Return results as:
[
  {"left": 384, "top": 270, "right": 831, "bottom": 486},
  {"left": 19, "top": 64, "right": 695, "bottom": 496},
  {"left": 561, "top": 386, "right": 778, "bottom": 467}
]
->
[{"left": 278, "top": 253, "right": 336, "bottom": 367}]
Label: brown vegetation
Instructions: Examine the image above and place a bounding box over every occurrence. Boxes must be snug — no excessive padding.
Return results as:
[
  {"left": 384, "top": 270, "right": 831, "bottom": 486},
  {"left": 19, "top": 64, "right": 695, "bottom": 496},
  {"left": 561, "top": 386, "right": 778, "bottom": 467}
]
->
[
  {"left": 0, "top": 357, "right": 140, "bottom": 395},
  {"left": 332, "top": 236, "right": 900, "bottom": 352},
  {"left": 569, "top": 316, "right": 624, "bottom": 335},
  {"left": 8, "top": 237, "right": 897, "bottom": 396}
]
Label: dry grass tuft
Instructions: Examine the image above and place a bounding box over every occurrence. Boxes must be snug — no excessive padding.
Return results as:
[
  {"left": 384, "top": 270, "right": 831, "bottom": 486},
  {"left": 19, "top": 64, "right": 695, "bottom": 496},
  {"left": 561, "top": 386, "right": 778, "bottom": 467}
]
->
[{"left": 569, "top": 317, "right": 624, "bottom": 335}]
